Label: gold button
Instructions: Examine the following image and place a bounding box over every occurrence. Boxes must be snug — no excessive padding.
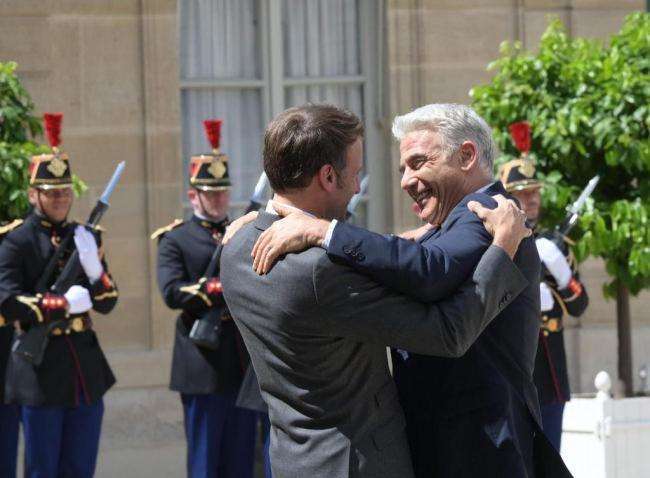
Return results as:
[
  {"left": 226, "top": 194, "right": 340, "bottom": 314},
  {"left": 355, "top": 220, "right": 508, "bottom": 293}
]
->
[
  {"left": 71, "top": 318, "right": 84, "bottom": 332},
  {"left": 52, "top": 328, "right": 63, "bottom": 336}
]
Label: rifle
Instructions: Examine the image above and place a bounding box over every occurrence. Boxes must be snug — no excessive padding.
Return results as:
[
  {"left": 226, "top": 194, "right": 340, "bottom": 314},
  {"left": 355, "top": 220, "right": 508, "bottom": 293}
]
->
[
  {"left": 189, "top": 171, "right": 269, "bottom": 350},
  {"left": 13, "top": 162, "right": 126, "bottom": 366},
  {"left": 547, "top": 175, "right": 599, "bottom": 253}
]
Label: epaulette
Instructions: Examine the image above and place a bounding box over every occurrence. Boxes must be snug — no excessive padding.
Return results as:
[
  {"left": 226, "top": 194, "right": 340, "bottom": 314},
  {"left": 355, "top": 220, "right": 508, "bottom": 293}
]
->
[
  {"left": 151, "top": 219, "right": 183, "bottom": 241},
  {"left": 0, "top": 219, "right": 23, "bottom": 236}
]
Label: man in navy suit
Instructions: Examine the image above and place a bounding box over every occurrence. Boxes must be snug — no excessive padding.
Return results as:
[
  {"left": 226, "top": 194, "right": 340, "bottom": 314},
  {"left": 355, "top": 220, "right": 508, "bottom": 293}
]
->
[{"left": 235, "top": 104, "right": 572, "bottom": 477}]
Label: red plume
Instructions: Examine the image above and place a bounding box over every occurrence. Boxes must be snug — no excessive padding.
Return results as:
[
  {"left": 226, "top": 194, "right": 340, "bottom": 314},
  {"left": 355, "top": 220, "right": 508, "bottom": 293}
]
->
[
  {"left": 203, "top": 119, "right": 222, "bottom": 150},
  {"left": 43, "top": 113, "right": 63, "bottom": 148},
  {"left": 509, "top": 121, "right": 531, "bottom": 154}
]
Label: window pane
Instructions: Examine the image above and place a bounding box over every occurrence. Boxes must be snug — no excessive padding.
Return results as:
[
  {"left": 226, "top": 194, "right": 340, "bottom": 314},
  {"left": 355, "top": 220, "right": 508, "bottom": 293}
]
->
[
  {"left": 181, "top": 89, "right": 264, "bottom": 206},
  {"left": 285, "top": 85, "right": 363, "bottom": 118},
  {"left": 282, "top": 0, "right": 360, "bottom": 78},
  {"left": 180, "top": 0, "right": 260, "bottom": 80}
]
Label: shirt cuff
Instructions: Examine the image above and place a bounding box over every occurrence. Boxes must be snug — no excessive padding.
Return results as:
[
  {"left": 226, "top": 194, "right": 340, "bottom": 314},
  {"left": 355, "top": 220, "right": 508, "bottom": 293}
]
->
[{"left": 322, "top": 219, "right": 338, "bottom": 249}]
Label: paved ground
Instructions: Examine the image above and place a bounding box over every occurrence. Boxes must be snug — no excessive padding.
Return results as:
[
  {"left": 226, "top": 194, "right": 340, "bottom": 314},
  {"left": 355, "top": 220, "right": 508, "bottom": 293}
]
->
[
  {"left": 18, "top": 440, "right": 267, "bottom": 477},
  {"left": 15, "top": 385, "right": 267, "bottom": 477}
]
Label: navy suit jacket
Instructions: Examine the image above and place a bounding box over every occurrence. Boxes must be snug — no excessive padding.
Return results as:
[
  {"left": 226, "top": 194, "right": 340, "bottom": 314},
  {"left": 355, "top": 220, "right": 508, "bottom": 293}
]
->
[{"left": 328, "top": 182, "right": 570, "bottom": 477}]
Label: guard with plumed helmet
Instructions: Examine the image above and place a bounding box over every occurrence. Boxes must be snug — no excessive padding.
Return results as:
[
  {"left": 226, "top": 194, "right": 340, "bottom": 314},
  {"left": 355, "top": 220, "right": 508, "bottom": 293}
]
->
[
  {"left": 0, "top": 113, "right": 119, "bottom": 477},
  {"left": 152, "top": 119, "right": 257, "bottom": 478},
  {"left": 498, "top": 120, "right": 589, "bottom": 451}
]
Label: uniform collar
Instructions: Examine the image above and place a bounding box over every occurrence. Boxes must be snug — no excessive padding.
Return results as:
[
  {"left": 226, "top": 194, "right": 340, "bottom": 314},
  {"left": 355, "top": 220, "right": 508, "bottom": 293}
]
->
[{"left": 29, "top": 211, "right": 70, "bottom": 233}]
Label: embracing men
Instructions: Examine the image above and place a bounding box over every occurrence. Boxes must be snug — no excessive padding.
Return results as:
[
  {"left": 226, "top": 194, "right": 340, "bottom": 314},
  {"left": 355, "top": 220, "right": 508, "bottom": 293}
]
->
[{"left": 221, "top": 103, "right": 571, "bottom": 477}]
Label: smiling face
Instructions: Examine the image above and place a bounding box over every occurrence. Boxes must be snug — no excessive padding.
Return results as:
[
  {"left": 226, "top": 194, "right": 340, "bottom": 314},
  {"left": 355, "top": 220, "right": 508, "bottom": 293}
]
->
[
  {"left": 399, "top": 129, "right": 469, "bottom": 226},
  {"left": 29, "top": 187, "right": 73, "bottom": 223}
]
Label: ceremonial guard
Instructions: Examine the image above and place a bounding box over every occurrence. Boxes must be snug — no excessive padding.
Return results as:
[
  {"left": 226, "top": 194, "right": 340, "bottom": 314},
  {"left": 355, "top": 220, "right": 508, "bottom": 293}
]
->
[
  {"left": 499, "top": 121, "right": 589, "bottom": 451},
  {"left": 153, "top": 119, "right": 256, "bottom": 478},
  {"left": 0, "top": 218, "right": 22, "bottom": 478},
  {"left": 0, "top": 113, "right": 119, "bottom": 477}
]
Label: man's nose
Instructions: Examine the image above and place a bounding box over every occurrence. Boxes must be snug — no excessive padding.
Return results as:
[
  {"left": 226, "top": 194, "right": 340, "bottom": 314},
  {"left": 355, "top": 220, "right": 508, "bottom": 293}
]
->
[{"left": 401, "top": 171, "right": 416, "bottom": 191}]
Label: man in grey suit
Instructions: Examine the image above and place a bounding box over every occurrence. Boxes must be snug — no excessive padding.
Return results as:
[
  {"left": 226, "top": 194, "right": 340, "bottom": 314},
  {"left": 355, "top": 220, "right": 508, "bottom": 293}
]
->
[{"left": 220, "top": 104, "right": 531, "bottom": 478}]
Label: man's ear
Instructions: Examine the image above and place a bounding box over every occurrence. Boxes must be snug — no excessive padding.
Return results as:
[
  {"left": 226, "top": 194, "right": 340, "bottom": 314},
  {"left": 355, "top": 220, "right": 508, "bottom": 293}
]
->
[
  {"left": 317, "top": 164, "right": 337, "bottom": 192},
  {"left": 27, "top": 188, "right": 38, "bottom": 206},
  {"left": 458, "top": 141, "right": 479, "bottom": 172}
]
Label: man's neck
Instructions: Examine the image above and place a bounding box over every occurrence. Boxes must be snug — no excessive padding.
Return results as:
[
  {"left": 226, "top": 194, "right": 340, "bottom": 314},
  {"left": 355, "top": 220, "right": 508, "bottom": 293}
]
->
[
  {"left": 468, "top": 175, "right": 492, "bottom": 194},
  {"left": 193, "top": 209, "right": 226, "bottom": 223},
  {"left": 271, "top": 193, "right": 326, "bottom": 219},
  {"left": 428, "top": 175, "right": 493, "bottom": 227}
]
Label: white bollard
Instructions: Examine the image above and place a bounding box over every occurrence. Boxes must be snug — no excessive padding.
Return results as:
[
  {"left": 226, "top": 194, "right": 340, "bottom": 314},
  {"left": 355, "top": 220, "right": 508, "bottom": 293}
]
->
[{"left": 594, "top": 371, "right": 612, "bottom": 402}]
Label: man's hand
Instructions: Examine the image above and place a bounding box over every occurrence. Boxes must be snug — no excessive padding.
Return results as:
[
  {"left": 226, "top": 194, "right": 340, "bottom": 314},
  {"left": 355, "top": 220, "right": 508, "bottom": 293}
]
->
[
  {"left": 252, "top": 203, "right": 330, "bottom": 275},
  {"left": 64, "top": 285, "right": 93, "bottom": 314},
  {"left": 223, "top": 211, "right": 258, "bottom": 245},
  {"left": 467, "top": 194, "right": 531, "bottom": 259},
  {"left": 74, "top": 225, "right": 103, "bottom": 282},
  {"left": 535, "top": 237, "right": 572, "bottom": 288},
  {"left": 399, "top": 223, "right": 435, "bottom": 241}
]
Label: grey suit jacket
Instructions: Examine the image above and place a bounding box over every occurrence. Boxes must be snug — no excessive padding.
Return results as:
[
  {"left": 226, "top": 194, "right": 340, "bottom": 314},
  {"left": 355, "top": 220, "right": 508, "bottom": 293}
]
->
[{"left": 221, "top": 213, "right": 528, "bottom": 478}]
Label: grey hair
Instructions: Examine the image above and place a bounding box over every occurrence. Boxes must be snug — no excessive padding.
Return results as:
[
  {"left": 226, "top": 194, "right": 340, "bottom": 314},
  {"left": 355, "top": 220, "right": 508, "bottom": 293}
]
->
[{"left": 392, "top": 103, "right": 496, "bottom": 173}]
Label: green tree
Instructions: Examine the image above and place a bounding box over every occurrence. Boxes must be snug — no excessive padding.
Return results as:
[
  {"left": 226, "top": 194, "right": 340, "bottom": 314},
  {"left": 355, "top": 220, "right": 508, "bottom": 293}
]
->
[
  {"left": 471, "top": 13, "right": 649, "bottom": 396},
  {"left": 0, "top": 61, "right": 85, "bottom": 222}
]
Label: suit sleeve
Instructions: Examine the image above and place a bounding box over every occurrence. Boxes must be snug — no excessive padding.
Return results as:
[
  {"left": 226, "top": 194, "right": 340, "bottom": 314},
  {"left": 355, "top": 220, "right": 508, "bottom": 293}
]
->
[
  {"left": 327, "top": 197, "right": 493, "bottom": 302},
  {"left": 315, "top": 245, "right": 528, "bottom": 357},
  {"left": 156, "top": 235, "right": 211, "bottom": 315}
]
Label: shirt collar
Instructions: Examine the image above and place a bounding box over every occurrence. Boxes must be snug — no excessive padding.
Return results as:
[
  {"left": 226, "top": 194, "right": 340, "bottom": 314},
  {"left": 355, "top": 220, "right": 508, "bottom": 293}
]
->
[{"left": 265, "top": 199, "right": 316, "bottom": 218}]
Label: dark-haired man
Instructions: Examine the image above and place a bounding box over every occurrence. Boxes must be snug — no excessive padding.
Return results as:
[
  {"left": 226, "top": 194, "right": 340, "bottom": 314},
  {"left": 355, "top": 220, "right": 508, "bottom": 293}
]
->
[{"left": 220, "top": 103, "right": 532, "bottom": 478}]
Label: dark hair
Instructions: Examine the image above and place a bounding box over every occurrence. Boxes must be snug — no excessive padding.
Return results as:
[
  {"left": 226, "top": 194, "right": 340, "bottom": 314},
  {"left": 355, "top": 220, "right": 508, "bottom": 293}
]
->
[{"left": 263, "top": 104, "right": 364, "bottom": 192}]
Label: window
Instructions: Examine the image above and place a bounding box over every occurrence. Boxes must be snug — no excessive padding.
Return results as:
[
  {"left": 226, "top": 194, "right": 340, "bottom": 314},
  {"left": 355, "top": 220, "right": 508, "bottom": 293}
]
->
[{"left": 180, "top": 0, "right": 386, "bottom": 227}]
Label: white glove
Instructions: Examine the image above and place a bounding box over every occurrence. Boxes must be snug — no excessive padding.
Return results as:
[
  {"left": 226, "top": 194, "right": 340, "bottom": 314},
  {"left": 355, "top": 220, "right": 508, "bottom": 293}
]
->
[
  {"left": 74, "top": 225, "right": 103, "bottom": 282},
  {"left": 64, "top": 285, "right": 92, "bottom": 314},
  {"left": 540, "top": 282, "right": 554, "bottom": 312},
  {"left": 536, "top": 237, "right": 572, "bottom": 289}
]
